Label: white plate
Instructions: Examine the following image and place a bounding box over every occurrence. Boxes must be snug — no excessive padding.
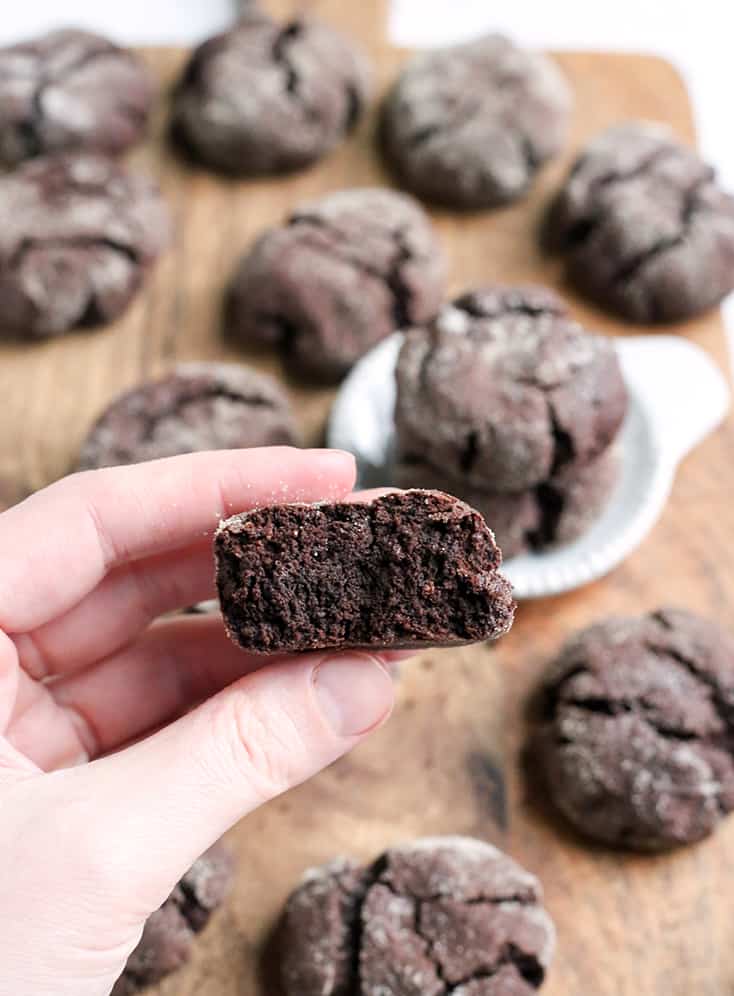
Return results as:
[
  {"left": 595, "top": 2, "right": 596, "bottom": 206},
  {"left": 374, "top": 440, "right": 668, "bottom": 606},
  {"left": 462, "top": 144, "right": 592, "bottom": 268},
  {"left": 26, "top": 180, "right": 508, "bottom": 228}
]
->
[{"left": 327, "top": 333, "right": 730, "bottom": 599}]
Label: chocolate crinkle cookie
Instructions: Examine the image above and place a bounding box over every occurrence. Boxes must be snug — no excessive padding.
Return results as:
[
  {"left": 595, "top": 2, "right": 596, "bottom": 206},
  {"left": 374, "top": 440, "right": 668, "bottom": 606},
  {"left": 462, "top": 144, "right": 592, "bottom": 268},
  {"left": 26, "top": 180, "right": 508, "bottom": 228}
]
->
[
  {"left": 545, "top": 121, "right": 734, "bottom": 322},
  {"left": 215, "top": 490, "right": 515, "bottom": 654},
  {"left": 171, "top": 7, "right": 371, "bottom": 175},
  {"left": 535, "top": 608, "right": 734, "bottom": 851},
  {"left": 0, "top": 152, "right": 169, "bottom": 339},
  {"left": 0, "top": 28, "right": 154, "bottom": 167},
  {"left": 381, "top": 34, "right": 571, "bottom": 209},
  {"left": 279, "top": 836, "right": 555, "bottom": 996},
  {"left": 394, "top": 286, "right": 627, "bottom": 557},
  {"left": 112, "top": 842, "right": 234, "bottom": 995},
  {"left": 227, "top": 187, "right": 446, "bottom": 381},
  {"left": 77, "top": 362, "right": 299, "bottom": 469}
]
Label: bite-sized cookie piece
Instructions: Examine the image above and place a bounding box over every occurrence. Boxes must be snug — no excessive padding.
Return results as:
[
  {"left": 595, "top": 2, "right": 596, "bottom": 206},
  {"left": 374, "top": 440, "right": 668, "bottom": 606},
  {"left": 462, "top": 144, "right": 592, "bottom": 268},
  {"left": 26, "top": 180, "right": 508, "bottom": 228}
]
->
[
  {"left": 215, "top": 490, "right": 515, "bottom": 654},
  {"left": 381, "top": 34, "right": 571, "bottom": 209},
  {"left": 0, "top": 153, "right": 169, "bottom": 339},
  {"left": 112, "top": 842, "right": 234, "bottom": 996},
  {"left": 0, "top": 28, "right": 154, "bottom": 167},
  {"left": 546, "top": 121, "right": 734, "bottom": 322},
  {"left": 279, "top": 836, "right": 555, "bottom": 996},
  {"left": 77, "top": 362, "right": 299, "bottom": 469},
  {"left": 536, "top": 608, "right": 734, "bottom": 850},
  {"left": 171, "top": 7, "right": 371, "bottom": 175},
  {"left": 227, "top": 187, "right": 446, "bottom": 381},
  {"left": 395, "top": 286, "right": 627, "bottom": 494},
  {"left": 395, "top": 447, "right": 619, "bottom": 559}
]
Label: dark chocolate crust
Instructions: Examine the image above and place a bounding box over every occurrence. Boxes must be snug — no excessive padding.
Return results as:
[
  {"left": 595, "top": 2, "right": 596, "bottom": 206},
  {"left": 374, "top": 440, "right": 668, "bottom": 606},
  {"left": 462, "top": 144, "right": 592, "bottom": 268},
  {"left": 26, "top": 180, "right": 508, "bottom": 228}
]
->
[
  {"left": 279, "top": 837, "right": 555, "bottom": 996},
  {"left": 0, "top": 28, "right": 154, "bottom": 167},
  {"left": 214, "top": 490, "right": 515, "bottom": 654},
  {"left": 381, "top": 34, "right": 571, "bottom": 209},
  {"left": 112, "top": 842, "right": 234, "bottom": 996},
  {"left": 545, "top": 121, "right": 734, "bottom": 322},
  {"left": 227, "top": 187, "right": 446, "bottom": 381},
  {"left": 394, "top": 286, "right": 627, "bottom": 494},
  {"left": 171, "top": 8, "right": 371, "bottom": 175},
  {"left": 395, "top": 447, "right": 619, "bottom": 560},
  {"left": 0, "top": 152, "right": 169, "bottom": 339},
  {"left": 76, "top": 362, "right": 299, "bottom": 469},
  {"left": 536, "top": 608, "right": 734, "bottom": 850}
]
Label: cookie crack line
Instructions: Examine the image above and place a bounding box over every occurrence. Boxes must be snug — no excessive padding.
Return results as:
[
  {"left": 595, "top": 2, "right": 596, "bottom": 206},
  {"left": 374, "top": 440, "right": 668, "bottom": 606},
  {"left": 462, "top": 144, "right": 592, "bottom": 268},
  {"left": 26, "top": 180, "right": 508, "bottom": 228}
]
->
[
  {"left": 271, "top": 21, "right": 303, "bottom": 100},
  {"left": 610, "top": 173, "right": 713, "bottom": 286},
  {"left": 135, "top": 387, "right": 280, "bottom": 445},
  {"left": 9, "top": 234, "right": 141, "bottom": 269},
  {"left": 288, "top": 211, "right": 420, "bottom": 329}
]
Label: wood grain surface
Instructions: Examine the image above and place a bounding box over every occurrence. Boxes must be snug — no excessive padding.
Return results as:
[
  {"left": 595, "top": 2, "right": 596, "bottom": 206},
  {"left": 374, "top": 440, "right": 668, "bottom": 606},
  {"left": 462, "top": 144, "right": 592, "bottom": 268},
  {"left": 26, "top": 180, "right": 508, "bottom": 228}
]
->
[{"left": 2, "top": 2, "right": 734, "bottom": 994}]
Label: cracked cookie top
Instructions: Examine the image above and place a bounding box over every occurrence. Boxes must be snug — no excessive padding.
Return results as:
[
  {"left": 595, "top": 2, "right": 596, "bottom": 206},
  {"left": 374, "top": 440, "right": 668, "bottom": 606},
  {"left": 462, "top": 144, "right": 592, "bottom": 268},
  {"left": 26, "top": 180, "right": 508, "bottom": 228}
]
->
[
  {"left": 77, "top": 362, "right": 299, "bottom": 470},
  {"left": 226, "top": 187, "right": 446, "bottom": 381},
  {"left": 536, "top": 608, "right": 734, "bottom": 850},
  {"left": 171, "top": 8, "right": 371, "bottom": 175},
  {"left": 279, "top": 837, "right": 555, "bottom": 996},
  {"left": 0, "top": 28, "right": 154, "bottom": 167},
  {"left": 112, "top": 843, "right": 234, "bottom": 995},
  {"left": 546, "top": 121, "right": 734, "bottom": 322},
  {"left": 394, "top": 286, "right": 627, "bottom": 494},
  {"left": 0, "top": 152, "right": 169, "bottom": 339},
  {"left": 381, "top": 34, "right": 572, "bottom": 209}
]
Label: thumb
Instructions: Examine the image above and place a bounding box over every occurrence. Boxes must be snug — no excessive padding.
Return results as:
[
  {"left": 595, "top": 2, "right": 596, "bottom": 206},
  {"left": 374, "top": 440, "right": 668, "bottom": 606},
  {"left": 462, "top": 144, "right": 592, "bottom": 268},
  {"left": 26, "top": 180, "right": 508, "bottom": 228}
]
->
[{"left": 82, "top": 651, "right": 394, "bottom": 915}]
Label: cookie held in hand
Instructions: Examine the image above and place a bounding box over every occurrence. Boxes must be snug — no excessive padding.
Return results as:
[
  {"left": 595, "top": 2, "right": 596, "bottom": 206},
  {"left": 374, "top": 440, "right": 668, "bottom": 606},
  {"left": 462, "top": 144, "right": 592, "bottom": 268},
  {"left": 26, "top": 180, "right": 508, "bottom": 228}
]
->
[
  {"left": 215, "top": 490, "right": 515, "bottom": 654},
  {"left": 279, "top": 836, "right": 555, "bottom": 996},
  {"left": 535, "top": 608, "right": 734, "bottom": 850}
]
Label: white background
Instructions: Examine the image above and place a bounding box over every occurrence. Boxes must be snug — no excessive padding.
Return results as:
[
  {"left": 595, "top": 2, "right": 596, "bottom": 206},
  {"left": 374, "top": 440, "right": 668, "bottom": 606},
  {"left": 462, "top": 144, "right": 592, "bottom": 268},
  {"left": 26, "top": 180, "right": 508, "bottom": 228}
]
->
[{"left": 2, "top": 0, "right": 732, "bottom": 329}]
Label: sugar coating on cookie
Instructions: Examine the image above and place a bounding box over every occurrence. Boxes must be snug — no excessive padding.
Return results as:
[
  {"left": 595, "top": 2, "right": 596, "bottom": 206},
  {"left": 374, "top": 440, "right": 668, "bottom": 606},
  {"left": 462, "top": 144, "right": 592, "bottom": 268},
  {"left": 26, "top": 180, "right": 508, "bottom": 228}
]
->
[
  {"left": 112, "top": 843, "right": 234, "bottom": 995},
  {"left": 171, "top": 8, "right": 371, "bottom": 175},
  {"left": 381, "top": 34, "right": 572, "bottom": 208},
  {"left": 536, "top": 608, "right": 734, "bottom": 850},
  {"left": 279, "top": 836, "right": 555, "bottom": 996},
  {"left": 227, "top": 187, "right": 446, "bottom": 381},
  {"left": 77, "top": 362, "right": 299, "bottom": 469},
  {"left": 0, "top": 152, "right": 169, "bottom": 339},
  {"left": 546, "top": 121, "right": 734, "bottom": 322},
  {"left": 0, "top": 28, "right": 154, "bottom": 167},
  {"left": 215, "top": 490, "right": 515, "bottom": 654}
]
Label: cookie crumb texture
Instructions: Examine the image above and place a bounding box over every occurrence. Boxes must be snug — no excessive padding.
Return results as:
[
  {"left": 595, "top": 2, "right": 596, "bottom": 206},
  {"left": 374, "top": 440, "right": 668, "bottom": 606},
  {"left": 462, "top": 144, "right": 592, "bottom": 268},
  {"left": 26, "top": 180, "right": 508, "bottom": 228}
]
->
[
  {"left": 112, "top": 843, "right": 234, "bottom": 995},
  {"left": 77, "top": 362, "right": 299, "bottom": 469},
  {"left": 227, "top": 187, "right": 446, "bottom": 381},
  {"left": 547, "top": 121, "right": 734, "bottom": 322},
  {"left": 382, "top": 34, "right": 571, "bottom": 209},
  {"left": 0, "top": 29, "right": 154, "bottom": 167},
  {"left": 215, "top": 490, "right": 515, "bottom": 653},
  {"left": 538, "top": 608, "right": 734, "bottom": 850},
  {"left": 0, "top": 152, "right": 169, "bottom": 339},
  {"left": 279, "top": 837, "right": 555, "bottom": 996},
  {"left": 171, "top": 8, "right": 371, "bottom": 175}
]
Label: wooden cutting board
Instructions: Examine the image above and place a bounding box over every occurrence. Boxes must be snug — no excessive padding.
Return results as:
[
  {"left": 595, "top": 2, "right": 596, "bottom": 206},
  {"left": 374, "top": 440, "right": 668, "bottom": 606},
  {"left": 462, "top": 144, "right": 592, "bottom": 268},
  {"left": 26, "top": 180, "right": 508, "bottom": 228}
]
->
[{"left": 2, "top": 3, "right": 734, "bottom": 994}]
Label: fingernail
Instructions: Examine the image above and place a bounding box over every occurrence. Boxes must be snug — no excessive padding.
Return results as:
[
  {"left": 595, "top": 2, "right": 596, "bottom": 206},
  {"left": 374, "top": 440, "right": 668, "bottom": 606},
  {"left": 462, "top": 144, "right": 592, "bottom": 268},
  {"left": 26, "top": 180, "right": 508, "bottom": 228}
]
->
[{"left": 313, "top": 654, "right": 394, "bottom": 738}]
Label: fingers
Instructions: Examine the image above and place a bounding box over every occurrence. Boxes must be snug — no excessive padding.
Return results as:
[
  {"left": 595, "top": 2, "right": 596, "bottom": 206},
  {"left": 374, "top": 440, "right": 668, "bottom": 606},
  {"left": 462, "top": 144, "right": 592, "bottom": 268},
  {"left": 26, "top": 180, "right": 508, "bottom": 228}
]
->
[
  {"left": 0, "top": 447, "right": 355, "bottom": 634},
  {"left": 49, "top": 616, "right": 268, "bottom": 761},
  {"left": 78, "top": 651, "right": 394, "bottom": 914}
]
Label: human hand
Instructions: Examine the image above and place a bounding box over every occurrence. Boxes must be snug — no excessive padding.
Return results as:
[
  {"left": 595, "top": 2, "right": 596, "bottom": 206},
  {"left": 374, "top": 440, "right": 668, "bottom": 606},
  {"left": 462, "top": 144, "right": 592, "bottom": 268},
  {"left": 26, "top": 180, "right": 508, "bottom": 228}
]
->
[{"left": 0, "top": 448, "right": 396, "bottom": 996}]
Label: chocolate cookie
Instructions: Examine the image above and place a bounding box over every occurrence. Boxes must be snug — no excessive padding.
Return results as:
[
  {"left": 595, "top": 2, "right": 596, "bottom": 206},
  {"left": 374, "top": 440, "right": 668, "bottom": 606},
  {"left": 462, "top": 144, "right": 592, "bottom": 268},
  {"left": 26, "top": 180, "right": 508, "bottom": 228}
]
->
[
  {"left": 0, "top": 28, "right": 154, "bottom": 167},
  {"left": 279, "top": 836, "right": 555, "bottom": 996},
  {"left": 395, "top": 286, "right": 627, "bottom": 494},
  {"left": 77, "top": 362, "right": 299, "bottom": 469},
  {"left": 112, "top": 842, "right": 234, "bottom": 995},
  {"left": 171, "top": 7, "right": 371, "bottom": 175},
  {"left": 546, "top": 121, "right": 734, "bottom": 322},
  {"left": 395, "top": 447, "right": 619, "bottom": 559},
  {"left": 381, "top": 34, "right": 571, "bottom": 209},
  {"left": 227, "top": 187, "right": 446, "bottom": 381},
  {"left": 536, "top": 608, "right": 734, "bottom": 850},
  {"left": 0, "top": 153, "right": 169, "bottom": 339},
  {"left": 215, "top": 490, "right": 515, "bottom": 654}
]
